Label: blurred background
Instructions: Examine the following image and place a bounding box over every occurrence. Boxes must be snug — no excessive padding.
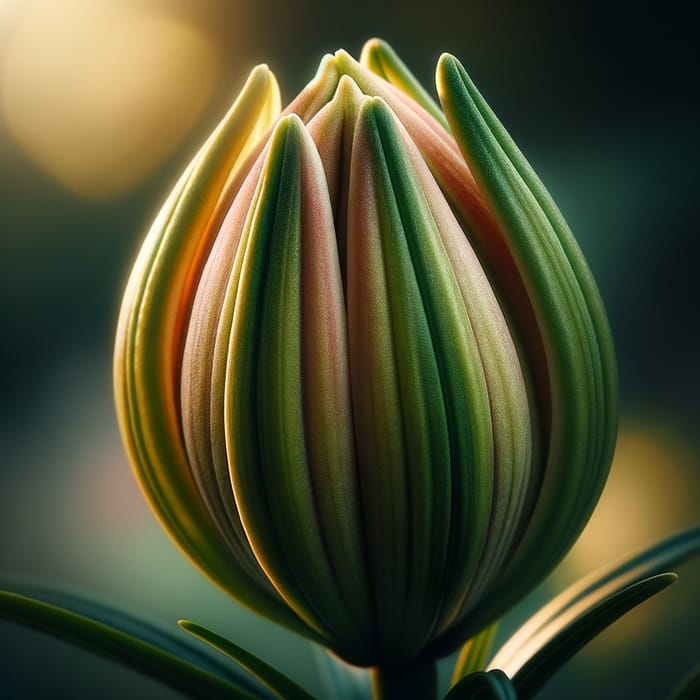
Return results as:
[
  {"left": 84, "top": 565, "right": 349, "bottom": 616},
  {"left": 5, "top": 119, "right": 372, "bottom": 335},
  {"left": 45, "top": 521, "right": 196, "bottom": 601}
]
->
[{"left": 1, "top": 0, "right": 698, "bottom": 697}]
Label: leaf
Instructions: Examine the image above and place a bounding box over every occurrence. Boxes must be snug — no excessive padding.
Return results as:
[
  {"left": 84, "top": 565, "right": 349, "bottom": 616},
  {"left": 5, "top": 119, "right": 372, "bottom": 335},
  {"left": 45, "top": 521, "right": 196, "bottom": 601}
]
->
[
  {"left": 489, "top": 527, "right": 700, "bottom": 677},
  {"left": 0, "top": 577, "right": 274, "bottom": 697},
  {"left": 445, "top": 669, "right": 518, "bottom": 700},
  {"left": 180, "top": 619, "right": 317, "bottom": 700},
  {"left": 0, "top": 591, "right": 262, "bottom": 699},
  {"left": 508, "top": 573, "right": 676, "bottom": 698},
  {"left": 452, "top": 624, "right": 498, "bottom": 685}
]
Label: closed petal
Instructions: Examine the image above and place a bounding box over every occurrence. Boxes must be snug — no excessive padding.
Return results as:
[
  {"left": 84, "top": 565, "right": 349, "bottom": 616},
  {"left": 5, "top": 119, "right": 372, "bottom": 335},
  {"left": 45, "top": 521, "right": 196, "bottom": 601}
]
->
[
  {"left": 225, "top": 115, "right": 374, "bottom": 664},
  {"left": 428, "top": 54, "right": 618, "bottom": 656},
  {"left": 360, "top": 38, "right": 448, "bottom": 130},
  {"left": 113, "top": 65, "right": 313, "bottom": 637},
  {"left": 348, "top": 97, "right": 494, "bottom": 662}
]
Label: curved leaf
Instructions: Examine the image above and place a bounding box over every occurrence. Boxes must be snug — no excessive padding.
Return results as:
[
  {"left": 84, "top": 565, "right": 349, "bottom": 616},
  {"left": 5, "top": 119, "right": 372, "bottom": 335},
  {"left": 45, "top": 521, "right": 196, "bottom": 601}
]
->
[
  {"left": 0, "top": 591, "right": 261, "bottom": 699},
  {"left": 180, "top": 620, "right": 317, "bottom": 700},
  {"left": 505, "top": 573, "right": 676, "bottom": 698},
  {"left": 489, "top": 527, "right": 700, "bottom": 676},
  {"left": 0, "top": 577, "right": 274, "bottom": 697},
  {"left": 452, "top": 624, "right": 498, "bottom": 685},
  {"left": 445, "top": 669, "right": 518, "bottom": 700}
]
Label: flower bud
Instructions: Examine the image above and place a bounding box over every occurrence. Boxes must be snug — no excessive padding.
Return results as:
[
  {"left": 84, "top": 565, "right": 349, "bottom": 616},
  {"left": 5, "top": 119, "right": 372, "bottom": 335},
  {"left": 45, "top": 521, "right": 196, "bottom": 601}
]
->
[{"left": 114, "top": 39, "right": 617, "bottom": 667}]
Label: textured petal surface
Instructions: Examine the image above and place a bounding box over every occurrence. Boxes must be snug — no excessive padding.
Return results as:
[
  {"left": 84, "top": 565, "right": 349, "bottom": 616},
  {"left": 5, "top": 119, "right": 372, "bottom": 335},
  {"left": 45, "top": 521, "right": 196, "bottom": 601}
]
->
[
  {"left": 116, "top": 40, "right": 619, "bottom": 670},
  {"left": 427, "top": 54, "right": 618, "bottom": 656},
  {"left": 114, "top": 66, "right": 316, "bottom": 638}
]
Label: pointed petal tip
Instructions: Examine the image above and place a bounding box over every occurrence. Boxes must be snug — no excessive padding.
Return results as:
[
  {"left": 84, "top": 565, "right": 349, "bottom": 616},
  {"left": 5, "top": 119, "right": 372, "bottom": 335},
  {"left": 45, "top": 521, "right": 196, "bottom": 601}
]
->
[
  {"left": 435, "top": 53, "right": 470, "bottom": 105},
  {"left": 273, "top": 112, "right": 306, "bottom": 138},
  {"left": 315, "top": 53, "right": 335, "bottom": 72},
  {"left": 248, "top": 62, "right": 276, "bottom": 85},
  {"left": 436, "top": 53, "right": 460, "bottom": 80},
  {"left": 360, "top": 37, "right": 389, "bottom": 60},
  {"left": 333, "top": 48, "right": 359, "bottom": 72},
  {"left": 309, "top": 53, "right": 341, "bottom": 86},
  {"left": 438, "top": 52, "right": 458, "bottom": 65},
  {"left": 356, "top": 94, "right": 388, "bottom": 121}
]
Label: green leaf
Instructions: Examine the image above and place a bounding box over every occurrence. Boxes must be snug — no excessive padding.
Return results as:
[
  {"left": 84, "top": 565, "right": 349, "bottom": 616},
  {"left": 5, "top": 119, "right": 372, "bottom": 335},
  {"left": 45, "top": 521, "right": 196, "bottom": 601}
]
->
[
  {"left": 445, "top": 669, "right": 518, "bottom": 700},
  {"left": 0, "top": 577, "right": 274, "bottom": 697},
  {"left": 489, "top": 527, "right": 700, "bottom": 679},
  {"left": 452, "top": 624, "right": 498, "bottom": 685},
  {"left": 507, "top": 573, "right": 676, "bottom": 698},
  {"left": 0, "top": 591, "right": 261, "bottom": 699},
  {"left": 180, "top": 619, "right": 317, "bottom": 700}
]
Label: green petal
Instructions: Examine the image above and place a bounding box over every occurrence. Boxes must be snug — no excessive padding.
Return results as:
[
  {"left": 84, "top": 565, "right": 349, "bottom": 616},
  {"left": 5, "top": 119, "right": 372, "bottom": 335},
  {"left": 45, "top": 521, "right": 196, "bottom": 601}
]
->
[
  {"left": 113, "top": 64, "right": 314, "bottom": 636},
  {"left": 180, "top": 620, "right": 317, "bottom": 700},
  {"left": 0, "top": 592, "right": 262, "bottom": 699},
  {"left": 334, "top": 49, "right": 535, "bottom": 635},
  {"left": 305, "top": 74, "right": 366, "bottom": 280},
  {"left": 395, "top": 105, "right": 533, "bottom": 626},
  {"left": 432, "top": 53, "right": 618, "bottom": 651},
  {"left": 180, "top": 149, "right": 273, "bottom": 588},
  {"left": 225, "top": 115, "right": 373, "bottom": 663},
  {"left": 348, "top": 97, "right": 494, "bottom": 661},
  {"left": 359, "top": 38, "right": 449, "bottom": 129},
  {"left": 284, "top": 53, "right": 342, "bottom": 122}
]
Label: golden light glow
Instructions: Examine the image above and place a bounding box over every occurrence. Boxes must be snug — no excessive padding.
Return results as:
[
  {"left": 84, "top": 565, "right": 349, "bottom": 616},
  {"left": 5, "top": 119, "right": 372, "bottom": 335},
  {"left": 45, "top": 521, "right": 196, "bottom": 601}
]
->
[
  {"left": 566, "top": 424, "right": 700, "bottom": 572},
  {"left": 554, "top": 423, "right": 700, "bottom": 649},
  {"left": 1, "top": 0, "right": 219, "bottom": 198}
]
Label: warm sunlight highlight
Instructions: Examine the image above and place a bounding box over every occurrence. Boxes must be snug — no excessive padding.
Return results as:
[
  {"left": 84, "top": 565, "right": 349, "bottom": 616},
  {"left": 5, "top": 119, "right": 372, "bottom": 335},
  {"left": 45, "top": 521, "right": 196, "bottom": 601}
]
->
[{"left": 1, "top": 0, "right": 218, "bottom": 197}]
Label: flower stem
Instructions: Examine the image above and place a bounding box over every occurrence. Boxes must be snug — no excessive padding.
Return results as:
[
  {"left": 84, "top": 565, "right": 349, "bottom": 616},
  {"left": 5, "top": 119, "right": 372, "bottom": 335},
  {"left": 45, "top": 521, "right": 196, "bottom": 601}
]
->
[{"left": 371, "top": 660, "right": 438, "bottom": 700}]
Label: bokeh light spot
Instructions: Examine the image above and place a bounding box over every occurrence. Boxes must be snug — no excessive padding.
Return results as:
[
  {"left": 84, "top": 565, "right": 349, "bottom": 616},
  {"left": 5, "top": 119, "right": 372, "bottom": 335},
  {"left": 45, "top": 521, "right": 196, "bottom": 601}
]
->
[{"left": 1, "top": 0, "right": 219, "bottom": 198}]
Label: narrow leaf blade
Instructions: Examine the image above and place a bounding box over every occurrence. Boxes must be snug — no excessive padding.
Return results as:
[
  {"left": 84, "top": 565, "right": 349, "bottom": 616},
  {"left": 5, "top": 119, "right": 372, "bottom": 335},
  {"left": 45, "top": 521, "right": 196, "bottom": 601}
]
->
[
  {"left": 490, "top": 527, "right": 700, "bottom": 674},
  {"left": 507, "top": 573, "right": 677, "bottom": 699},
  {"left": 445, "top": 669, "right": 518, "bottom": 700},
  {"left": 180, "top": 619, "right": 317, "bottom": 700},
  {"left": 0, "top": 577, "right": 274, "bottom": 696},
  {"left": 0, "top": 591, "right": 260, "bottom": 699}
]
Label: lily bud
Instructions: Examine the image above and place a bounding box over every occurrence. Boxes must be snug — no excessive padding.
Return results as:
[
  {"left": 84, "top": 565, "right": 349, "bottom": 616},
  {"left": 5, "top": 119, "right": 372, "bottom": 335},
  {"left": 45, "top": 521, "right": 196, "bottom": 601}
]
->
[{"left": 114, "top": 39, "right": 617, "bottom": 667}]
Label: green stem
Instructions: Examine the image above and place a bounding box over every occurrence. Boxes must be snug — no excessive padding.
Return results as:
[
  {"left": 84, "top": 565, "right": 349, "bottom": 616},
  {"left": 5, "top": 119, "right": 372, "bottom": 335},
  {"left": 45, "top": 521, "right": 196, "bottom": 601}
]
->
[{"left": 371, "top": 660, "right": 438, "bottom": 700}]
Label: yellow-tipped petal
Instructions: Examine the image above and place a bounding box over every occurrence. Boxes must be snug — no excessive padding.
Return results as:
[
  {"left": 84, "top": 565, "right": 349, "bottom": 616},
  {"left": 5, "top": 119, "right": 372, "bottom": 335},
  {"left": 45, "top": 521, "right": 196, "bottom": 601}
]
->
[
  {"left": 114, "top": 65, "right": 318, "bottom": 638},
  {"left": 360, "top": 38, "right": 448, "bottom": 129}
]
